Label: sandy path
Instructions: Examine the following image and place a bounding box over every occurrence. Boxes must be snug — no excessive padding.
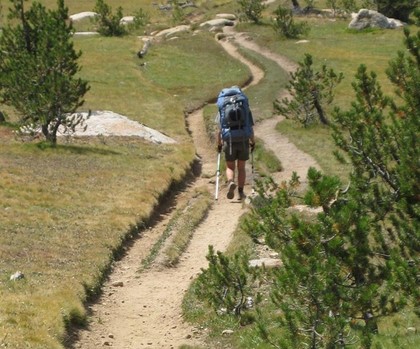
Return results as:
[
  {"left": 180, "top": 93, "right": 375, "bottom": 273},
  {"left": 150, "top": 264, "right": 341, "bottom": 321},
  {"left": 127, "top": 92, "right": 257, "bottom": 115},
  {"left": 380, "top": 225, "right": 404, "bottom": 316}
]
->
[{"left": 70, "top": 26, "right": 319, "bottom": 349}]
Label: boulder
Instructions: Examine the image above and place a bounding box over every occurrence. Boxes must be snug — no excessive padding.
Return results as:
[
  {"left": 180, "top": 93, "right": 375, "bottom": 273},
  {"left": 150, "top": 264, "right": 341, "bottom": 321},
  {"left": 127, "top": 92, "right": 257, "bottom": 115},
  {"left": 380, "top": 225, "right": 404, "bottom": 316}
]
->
[
  {"left": 69, "top": 11, "right": 97, "bottom": 22},
  {"left": 74, "top": 32, "right": 100, "bottom": 36},
  {"left": 199, "top": 18, "right": 234, "bottom": 30},
  {"left": 120, "top": 16, "right": 135, "bottom": 25},
  {"left": 10, "top": 271, "right": 24, "bottom": 281},
  {"left": 249, "top": 258, "right": 282, "bottom": 268},
  {"left": 349, "top": 9, "right": 405, "bottom": 30},
  {"left": 155, "top": 25, "right": 190, "bottom": 38},
  {"left": 215, "top": 13, "right": 237, "bottom": 21}
]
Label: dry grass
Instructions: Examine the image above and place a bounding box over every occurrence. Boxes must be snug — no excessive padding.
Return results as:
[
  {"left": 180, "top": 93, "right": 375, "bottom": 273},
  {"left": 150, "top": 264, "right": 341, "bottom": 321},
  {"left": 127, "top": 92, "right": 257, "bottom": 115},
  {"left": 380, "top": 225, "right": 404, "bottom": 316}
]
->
[
  {"left": 163, "top": 187, "right": 213, "bottom": 267},
  {"left": 2, "top": 1, "right": 418, "bottom": 348},
  {"left": 0, "top": 3, "right": 249, "bottom": 346},
  {"left": 0, "top": 134, "right": 194, "bottom": 346}
]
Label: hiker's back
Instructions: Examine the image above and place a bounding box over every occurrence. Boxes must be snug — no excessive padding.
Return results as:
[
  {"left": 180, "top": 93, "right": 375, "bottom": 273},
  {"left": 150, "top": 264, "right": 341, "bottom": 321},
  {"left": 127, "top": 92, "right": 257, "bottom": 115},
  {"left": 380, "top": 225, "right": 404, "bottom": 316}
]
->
[{"left": 217, "top": 86, "right": 253, "bottom": 142}]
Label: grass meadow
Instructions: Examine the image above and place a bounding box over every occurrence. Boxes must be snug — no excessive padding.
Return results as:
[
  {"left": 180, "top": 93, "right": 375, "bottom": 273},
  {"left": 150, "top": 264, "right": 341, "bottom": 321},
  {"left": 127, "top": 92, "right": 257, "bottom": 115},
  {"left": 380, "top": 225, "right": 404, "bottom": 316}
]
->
[
  {"left": 0, "top": 1, "right": 245, "bottom": 347},
  {"left": 1, "top": 0, "right": 418, "bottom": 348}
]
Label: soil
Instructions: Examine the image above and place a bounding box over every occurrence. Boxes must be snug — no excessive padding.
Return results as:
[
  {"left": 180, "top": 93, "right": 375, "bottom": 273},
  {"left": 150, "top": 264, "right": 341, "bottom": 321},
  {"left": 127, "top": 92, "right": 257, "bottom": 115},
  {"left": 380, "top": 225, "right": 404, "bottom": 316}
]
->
[{"left": 69, "top": 25, "right": 319, "bottom": 349}]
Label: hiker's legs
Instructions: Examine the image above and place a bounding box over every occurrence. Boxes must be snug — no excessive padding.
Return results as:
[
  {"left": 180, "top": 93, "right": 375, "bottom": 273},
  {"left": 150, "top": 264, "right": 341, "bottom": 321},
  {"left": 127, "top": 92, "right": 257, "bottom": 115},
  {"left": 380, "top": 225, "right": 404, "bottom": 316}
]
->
[
  {"left": 226, "top": 160, "right": 236, "bottom": 183},
  {"left": 237, "top": 160, "right": 246, "bottom": 190},
  {"left": 226, "top": 160, "right": 237, "bottom": 199}
]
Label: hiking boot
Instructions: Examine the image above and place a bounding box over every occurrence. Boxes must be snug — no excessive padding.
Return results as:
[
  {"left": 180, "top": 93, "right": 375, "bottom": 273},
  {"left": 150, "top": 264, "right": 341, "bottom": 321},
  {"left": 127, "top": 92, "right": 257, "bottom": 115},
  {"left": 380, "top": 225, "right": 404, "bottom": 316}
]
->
[
  {"left": 227, "top": 181, "right": 236, "bottom": 199},
  {"left": 238, "top": 191, "right": 247, "bottom": 201}
]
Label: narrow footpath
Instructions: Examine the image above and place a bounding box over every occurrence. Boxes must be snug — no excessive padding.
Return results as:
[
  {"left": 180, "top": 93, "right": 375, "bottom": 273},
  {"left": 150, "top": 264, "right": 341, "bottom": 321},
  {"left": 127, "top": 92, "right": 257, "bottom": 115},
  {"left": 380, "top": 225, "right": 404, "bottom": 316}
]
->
[{"left": 71, "top": 26, "right": 319, "bottom": 349}]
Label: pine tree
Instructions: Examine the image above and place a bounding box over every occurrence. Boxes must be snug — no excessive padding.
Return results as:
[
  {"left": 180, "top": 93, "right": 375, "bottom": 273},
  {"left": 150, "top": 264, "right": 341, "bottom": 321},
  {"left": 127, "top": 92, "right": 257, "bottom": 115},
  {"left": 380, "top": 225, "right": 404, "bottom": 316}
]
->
[
  {"left": 274, "top": 54, "right": 343, "bottom": 127},
  {"left": 237, "top": 0, "right": 266, "bottom": 24},
  {"left": 331, "top": 27, "right": 419, "bottom": 306},
  {"left": 93, "top": 0, "right": 127, "bottom": 37},
  {"left": 195, "top": 245, "right": 257, "bottom": 316},
  {"left": 374, "top": 0, "right": 419, "bottom": 22},
  {"left": 245, "top": 29, "right": 419, "bottom": 348},
  {"left": 0, "top": 0, "right": 90, "bottom": 144}
]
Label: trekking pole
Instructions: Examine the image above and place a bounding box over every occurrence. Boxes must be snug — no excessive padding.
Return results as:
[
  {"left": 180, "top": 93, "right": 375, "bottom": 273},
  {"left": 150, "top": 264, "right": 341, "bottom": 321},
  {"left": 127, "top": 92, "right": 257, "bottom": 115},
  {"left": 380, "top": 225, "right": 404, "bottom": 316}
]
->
[
  {"left": 251, "top": 151, "right": 255, "bottom": 196},
  {"left": 215, "top": 151, "right": 221, "bottom": 200}
]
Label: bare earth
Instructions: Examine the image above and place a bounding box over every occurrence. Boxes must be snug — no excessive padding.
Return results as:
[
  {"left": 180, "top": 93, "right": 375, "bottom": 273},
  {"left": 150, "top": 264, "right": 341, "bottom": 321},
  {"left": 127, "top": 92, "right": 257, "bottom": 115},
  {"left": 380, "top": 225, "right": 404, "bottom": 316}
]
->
[{"left": 71, "top": 26, "right": 319, "bottom": 349}]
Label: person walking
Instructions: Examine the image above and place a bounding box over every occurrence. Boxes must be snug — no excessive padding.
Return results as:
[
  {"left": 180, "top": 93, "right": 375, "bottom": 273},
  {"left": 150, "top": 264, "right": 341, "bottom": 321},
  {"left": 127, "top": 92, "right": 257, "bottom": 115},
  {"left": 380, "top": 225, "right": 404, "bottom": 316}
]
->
[{"left": 215, "top": 86, "right": 255, "bottom": 200}]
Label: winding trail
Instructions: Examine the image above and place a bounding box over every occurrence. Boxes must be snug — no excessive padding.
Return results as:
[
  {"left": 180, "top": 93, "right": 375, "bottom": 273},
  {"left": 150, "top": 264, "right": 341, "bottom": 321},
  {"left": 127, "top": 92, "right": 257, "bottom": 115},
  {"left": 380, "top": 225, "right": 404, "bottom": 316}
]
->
[
  {"left": 223, "top": 29, "right": 320, "bottom": 184},
  {"left": 71, "top": 26, "right": 319, "bottom": 349}
]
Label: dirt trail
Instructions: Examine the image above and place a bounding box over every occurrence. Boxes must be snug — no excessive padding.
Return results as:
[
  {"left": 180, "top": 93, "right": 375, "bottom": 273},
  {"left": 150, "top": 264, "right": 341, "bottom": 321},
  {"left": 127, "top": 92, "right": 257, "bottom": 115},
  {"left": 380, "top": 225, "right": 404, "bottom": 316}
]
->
[
  {"left": 221, "top": 28, "right": 319, "bottom": 183},
  {"left": 71, "top": 27, "right": 319, "bottom": 349}
]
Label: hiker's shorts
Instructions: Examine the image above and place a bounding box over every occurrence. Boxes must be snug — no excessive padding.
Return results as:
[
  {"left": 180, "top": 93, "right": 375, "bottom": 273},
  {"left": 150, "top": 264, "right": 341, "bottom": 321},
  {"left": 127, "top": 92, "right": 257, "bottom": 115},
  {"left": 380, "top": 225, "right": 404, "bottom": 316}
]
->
[{"left": 224, "top": 141, "right": 249, "bottom": 161}]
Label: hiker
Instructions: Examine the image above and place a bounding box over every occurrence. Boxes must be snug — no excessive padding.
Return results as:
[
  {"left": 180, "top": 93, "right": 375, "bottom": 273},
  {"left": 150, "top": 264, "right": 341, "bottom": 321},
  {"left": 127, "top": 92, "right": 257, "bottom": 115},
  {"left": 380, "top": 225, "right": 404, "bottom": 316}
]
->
[{"left": 215, "top": 86, "right": 255, "bottom": 200}]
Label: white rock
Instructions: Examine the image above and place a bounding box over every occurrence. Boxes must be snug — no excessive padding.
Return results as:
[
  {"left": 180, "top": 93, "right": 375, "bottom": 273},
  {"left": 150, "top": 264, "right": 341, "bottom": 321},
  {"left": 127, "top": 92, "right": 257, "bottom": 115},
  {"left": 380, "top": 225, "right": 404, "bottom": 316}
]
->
[
  {"left": 199, "top": 19, "right": 234, "bottom": 29},
  {"left": 70, "top": 12, "right": 98, "bottom": 21},
  {"left": 155, "top": 25, "right": 190, "bottom": 38},
  {"left": 120, "top": 16, "right": 135, "bottom": 25},
  {"left": 10, "top": 271, "right": 24, "bottom": 281},
  {"left": 222, "top": 329, "right": 234, "bottom": 336},
  {"left": 249, "top": 258, "right": 282, "bottom": 268},
  {"left": 215, "top": 13, "right": 237, "bottom": 21},
  {"left": 74, "top": 32, "right": 100, "bottom": 36},
  {"left": 47, "top": 110, "right": 176, "bottom": 144}
]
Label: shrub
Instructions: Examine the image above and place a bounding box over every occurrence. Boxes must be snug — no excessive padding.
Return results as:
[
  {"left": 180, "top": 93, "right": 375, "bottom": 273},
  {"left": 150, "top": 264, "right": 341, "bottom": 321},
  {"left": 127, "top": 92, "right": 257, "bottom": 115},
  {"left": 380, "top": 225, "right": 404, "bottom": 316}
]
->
[
  {"left": 274, "top": 53, "right": 343, "bottom": 127},
  {"left": 272, "top": 5, "right": 309, "bottom": 39},
  {"left": 93, "top": 0, "right": 127, "bottom": 37}
]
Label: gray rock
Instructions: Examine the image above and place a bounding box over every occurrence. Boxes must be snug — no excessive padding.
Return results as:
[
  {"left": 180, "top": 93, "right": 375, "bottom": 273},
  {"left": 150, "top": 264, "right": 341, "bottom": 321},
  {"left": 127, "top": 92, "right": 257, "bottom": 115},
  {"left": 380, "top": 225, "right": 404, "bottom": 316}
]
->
[
  {"left": 349, "top": 9, "right": 406, "bottom": 30},
  {"left": 249, "top": 258, "right": 282, "bottom": 268},
  {"left": 155, "top": 25, "right": 190, "bottom": 38},
  {"left": 199, "top": 19, "right": 234, "bottom": 30},
  {"left": 120, "top": 16, "right": 135, "bottom": 25},
  {"left": 69, "top": 12, "right": 98, "bottom": 22},
  {"left": 10, "top": 271, "right": 24, "bottom": 281},
  {"left": 215, "top": 13, "right": 237, "bottom": 21},
  {"left": 222, "top": 329, "right": 234, "bottom": 336}
]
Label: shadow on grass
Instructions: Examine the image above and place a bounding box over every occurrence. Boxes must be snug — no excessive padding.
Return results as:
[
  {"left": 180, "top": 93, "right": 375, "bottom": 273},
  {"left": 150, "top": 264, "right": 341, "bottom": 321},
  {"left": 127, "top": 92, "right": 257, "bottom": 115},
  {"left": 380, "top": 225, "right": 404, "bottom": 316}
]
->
[{"left": 33, "top": 141, "right": 121, "bottom": 155}]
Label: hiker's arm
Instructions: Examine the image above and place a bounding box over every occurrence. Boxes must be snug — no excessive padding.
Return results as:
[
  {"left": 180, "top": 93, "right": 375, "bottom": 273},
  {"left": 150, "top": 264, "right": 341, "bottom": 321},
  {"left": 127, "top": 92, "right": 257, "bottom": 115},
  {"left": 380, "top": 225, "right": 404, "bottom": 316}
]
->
[
  {"left": 216, "top": 129, "right": 223, "bottom": 152},
  {"left": 216, "top": 129, "right": 222, "bottom": 144}
]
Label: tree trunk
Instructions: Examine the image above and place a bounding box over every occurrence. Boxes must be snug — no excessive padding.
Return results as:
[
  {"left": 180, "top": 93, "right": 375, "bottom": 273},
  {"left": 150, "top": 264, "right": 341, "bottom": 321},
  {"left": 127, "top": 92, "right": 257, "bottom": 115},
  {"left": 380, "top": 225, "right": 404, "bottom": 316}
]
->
[
  {"left": 291, "top": 0, "right": 301, "bottom": 13},
  {"left": 312, "top": 93, "right": 329, "bottom": 125},
  {"left": 42, "top": 123, "right": 57, "bottom": 144},
  {"left": 291, "top": 0, "right": 300, "bottom": 9}
]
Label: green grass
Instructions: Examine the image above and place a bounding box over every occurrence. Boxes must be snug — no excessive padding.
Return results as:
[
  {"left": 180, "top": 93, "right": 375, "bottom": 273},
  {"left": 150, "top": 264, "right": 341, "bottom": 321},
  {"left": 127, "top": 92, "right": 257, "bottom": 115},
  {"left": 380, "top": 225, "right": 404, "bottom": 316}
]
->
[
  {"left": 0, "top": 136, "right": 193, "bottom": 347},
  {"left": 139, "top": 31, "right": 251, "bottom": 112},
  {"left": 0, "top": 6, "right": 250, "bottom": 347},
  {"left": 162, "top": 187, "right": 213, "bottom": 267},
  {"left": 182, "top": 9, "right": 420, "bottom": 349},
  {"left": 238, "top": 18, "right": 410, "bottom": 109},
  {"left": 253, "top": 139, "right": 283, "bottom": 176},
  {"left": 235, "top": 46, "right": 290, "bottom": 122},
  {"left": 276, "top": 120, "right": 351, "bottom": 181},
  {"left": 75, "top": 35, "right": 188, "bottom": 138},
  {"left": 1, "top": 1, "right": 419, "bottom": 348},
  {"left": 139, "top": 187, "right": 212, "bottom": 270}
]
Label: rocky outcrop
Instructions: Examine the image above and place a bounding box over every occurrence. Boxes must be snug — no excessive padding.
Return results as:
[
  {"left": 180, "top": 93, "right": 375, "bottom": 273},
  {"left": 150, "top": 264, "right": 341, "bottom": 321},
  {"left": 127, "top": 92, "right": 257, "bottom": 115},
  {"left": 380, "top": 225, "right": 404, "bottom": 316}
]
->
[
  {"left": 199, "top": 18, "right": 235, "bottom": 30},
  {"left": 349, "top": 9, "right": 406, "bottom": 30},
  {"left": 69, "top": 11, "right": 97, "bottom": 21},
  {"left": 155, "top": 25, "right": 191, "bottom": 38}
]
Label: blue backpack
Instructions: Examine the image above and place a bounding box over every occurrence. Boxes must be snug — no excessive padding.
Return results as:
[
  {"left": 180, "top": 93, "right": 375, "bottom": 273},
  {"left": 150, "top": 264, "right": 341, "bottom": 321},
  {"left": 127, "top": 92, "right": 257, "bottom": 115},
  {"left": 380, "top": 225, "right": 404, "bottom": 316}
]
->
[{"left": 217, "top": 86, "right": 252, "bottom": 143}]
